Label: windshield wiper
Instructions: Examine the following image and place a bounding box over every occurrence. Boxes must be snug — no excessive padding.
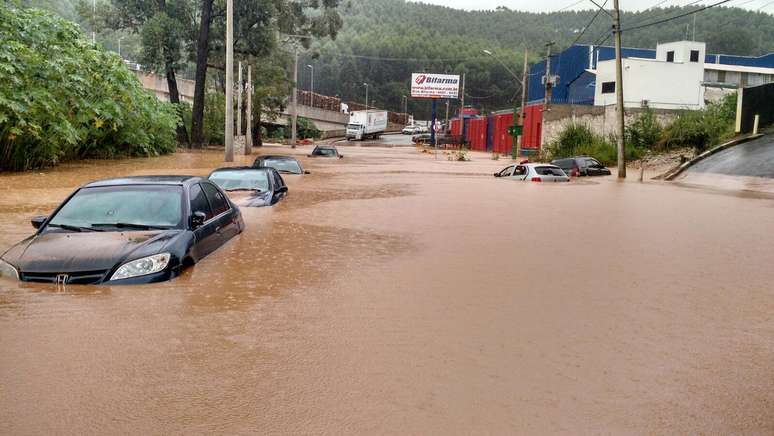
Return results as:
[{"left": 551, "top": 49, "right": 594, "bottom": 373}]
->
[
  {"left": 90, "top": 223, "right": 171, "bottom": 230},
  {"left": 226, "top": 188, "right": 263, "bottom": 192},
  {"left": 47, "top": 223, "right": 103, "bottom": 232}
]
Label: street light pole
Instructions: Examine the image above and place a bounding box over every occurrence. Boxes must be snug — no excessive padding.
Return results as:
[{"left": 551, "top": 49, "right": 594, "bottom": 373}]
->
[
  {"left": 237, "top": 61, "right": 242, "bottom": 139},
  {"left": 117, "top": 37, "right": 123, "bottom": 58},
  {"left": 307, "top": 64, "right": 314, "bottom": 107},
  {"left": 92, "top": 0, "right": 96, "bottom": 44},
  {"left": 224, "top": 0, "right": 234, "bottom": 162},
  {"left": 364, "top": 83, "right": 369, "bottom": 112},
  {"left": 246, "top": 64, "right": 252, "bottom": 154},
  {"left": 518, "top": 48, "right": 529, "bottom": 159},
  {"left": 291, "top": 48, "right": 298, "bottom": 149}
]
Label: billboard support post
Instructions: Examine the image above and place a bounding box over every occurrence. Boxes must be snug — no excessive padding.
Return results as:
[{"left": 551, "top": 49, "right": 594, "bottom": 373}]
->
[{"left": 431, "top": 98, "right": 438, "bottom": 158}]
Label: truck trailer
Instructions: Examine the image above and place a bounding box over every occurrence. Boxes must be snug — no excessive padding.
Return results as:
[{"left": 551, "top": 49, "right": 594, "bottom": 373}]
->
[{"left": 346, "top": 110, "right": 388, "bottom": 140}]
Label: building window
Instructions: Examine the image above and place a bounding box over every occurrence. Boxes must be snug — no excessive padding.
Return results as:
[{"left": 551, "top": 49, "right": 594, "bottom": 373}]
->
[
  {"left": 741, "top": 72, "right": 749, "bottom": 86},
  {"left": 717, "top": 70, "right": 726, "bottom": 82},
  {"left": 666, "top": 51, "right": 675, "bottom": 62},
  {"left": 601, "top": 81, "right": 615, "bottom": 94},
  {"left": 690, "top": 50, "right": 699, "bottom": 62}
]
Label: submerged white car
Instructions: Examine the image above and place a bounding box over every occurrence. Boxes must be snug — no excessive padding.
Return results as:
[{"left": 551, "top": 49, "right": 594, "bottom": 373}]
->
[{"left": 494, "top": 163, "right": 570, "bottom": 182}]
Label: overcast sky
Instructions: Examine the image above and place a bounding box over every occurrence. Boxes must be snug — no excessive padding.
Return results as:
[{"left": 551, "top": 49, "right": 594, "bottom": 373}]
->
[{"left": 407, "top": 0, "right": 772, "bottom": 13}]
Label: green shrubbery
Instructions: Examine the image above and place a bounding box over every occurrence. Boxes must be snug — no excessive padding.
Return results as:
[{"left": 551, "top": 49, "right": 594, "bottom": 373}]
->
[
  {"left": 0, "top": 5, "right": 179, "bottom": 171},
  {"left": 549, "top": 94, "right": 738, "bottom": 165}
]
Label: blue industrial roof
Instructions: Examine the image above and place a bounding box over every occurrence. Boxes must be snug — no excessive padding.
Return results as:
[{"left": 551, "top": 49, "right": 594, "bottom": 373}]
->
[{"left": 527, "top": 43, "right": 774, "bottom": 105}]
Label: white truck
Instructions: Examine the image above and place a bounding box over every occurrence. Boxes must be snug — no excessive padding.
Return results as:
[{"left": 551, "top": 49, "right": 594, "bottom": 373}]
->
[{"left": 346, "top": 110, "right": 388, "bottom": 140}]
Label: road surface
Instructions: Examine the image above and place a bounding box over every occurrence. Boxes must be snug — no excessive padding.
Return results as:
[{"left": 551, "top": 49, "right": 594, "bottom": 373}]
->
[{"left": 1, "top": 146, "right": 772, "bottom": 434}]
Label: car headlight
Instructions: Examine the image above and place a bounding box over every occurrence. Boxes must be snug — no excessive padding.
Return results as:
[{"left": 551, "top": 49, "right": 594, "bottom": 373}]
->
[
  {"left": 0, "top": 258, "right": 19, "bottom": 280},
  {"left": 110, "top": 253, "right": 171, "bottom": 281}
]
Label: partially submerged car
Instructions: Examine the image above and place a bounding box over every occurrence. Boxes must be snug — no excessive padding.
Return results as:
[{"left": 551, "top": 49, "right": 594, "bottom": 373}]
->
[
  {"left": 252, "top": 155, "right": 309, "bottom": 175},
  {"left": 494, "top": 163, "right": 570, "bottom": 182},
  {"left": 552, "top": 156, "right": 612, "bottom": 177},
  {"left": 402, "top": 125, "right": 420, "bottom": 135},
  {"left": 208, "top": 167, "right": 288, "bottom": 207},
  {"left": 0, "top": 176, "right": 243, "bottom": 285},
  {"left": 308, "top": 145, "right": 343, "bottom": 158}
]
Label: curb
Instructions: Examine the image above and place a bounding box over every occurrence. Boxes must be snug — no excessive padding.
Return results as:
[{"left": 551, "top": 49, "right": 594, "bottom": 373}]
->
[{"left": 662, "top": 134, "right": 764, "bottom": 181}]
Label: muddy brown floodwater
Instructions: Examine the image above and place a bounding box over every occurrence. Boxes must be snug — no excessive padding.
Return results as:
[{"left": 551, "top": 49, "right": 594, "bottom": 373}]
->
[{"left": 1, "top": 145, "right": 773, "bottom": 435}]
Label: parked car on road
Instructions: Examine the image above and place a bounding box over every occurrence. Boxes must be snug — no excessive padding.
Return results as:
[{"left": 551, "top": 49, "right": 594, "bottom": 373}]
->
[
  {"left": 0, "top": 176, "right": 243, "bottom": 285},
  {"left": 402, "top": 125, "right": 420, "bottom": 135},
  {"left": 209, "top": 167, "right": 288, "bottom": 207},
  {"left": 308, "top": 145, "right": 343, "bottom": 158},
  {"left": 494, "top": 163, "right": 570, "bottom": 182},
  {"left": 552, "top": 156, "right": 611, "bottom": 177},
  {"left": 252, "top": 155, "right": 309, "bottom": 175}
]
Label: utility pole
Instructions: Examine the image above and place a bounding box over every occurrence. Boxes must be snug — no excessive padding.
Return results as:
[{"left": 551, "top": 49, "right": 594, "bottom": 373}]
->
[
  {"left": 224, "top": 0, "right": 234, "bottom": 162},
  {"left": 459, "top": 73, "right": 466, "bottom": 147},
  {"left": 237, "top": 61, "right": 242, "bottom": 139},
  {"left": 517, "top": 47, "right": 529, "bottom": 159},
  {"left": 613, "top": 0, "right": 626, "bottom": 178},
  {"left": 291, "top": 48, "right": 298, "bottom": 149},
  {"left": 246, "top": 64, "right": 252, "bottom": 154},
  {"left": 544, "top": 42, "right": 555, "bottom": 108}
]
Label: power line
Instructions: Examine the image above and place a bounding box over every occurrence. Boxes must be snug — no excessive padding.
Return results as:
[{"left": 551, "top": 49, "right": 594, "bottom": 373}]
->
[
  {"left": 558, "top": 0, "right": 588, "bottom": 11},
  {"left": 621, "top": 0, "right": 734, "bottom": 32},
  {"left": 569, "top": 0, "right": 610, "bottom": 47},
  {"left": 759, "top": 0, "right": 774, "bottom": 9}
]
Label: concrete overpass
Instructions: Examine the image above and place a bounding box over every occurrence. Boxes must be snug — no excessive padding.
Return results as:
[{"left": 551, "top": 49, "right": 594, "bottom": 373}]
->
[{"left": 129, "top": 65, "right": 349, "bottom": 137}]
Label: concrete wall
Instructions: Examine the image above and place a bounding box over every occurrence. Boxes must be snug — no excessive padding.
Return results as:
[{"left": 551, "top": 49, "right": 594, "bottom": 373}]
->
[
  {"left": 132, "top": 70, "right": 195, "bottom": 103},
  {"left": 541, "top": 104, "right": 679, "bottom": 146},
  {"left": 594, "top": 57, "right": 705, "bottom": 110}
]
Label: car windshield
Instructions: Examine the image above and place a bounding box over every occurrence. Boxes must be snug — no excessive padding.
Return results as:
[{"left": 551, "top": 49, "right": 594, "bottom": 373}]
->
[
  {"left": 346, "top": 124, "right": 360, "bottom": 130},
  {"left": 48, "top": 186, "right": 183, "bottom": 229},
  {"left": 263, "top": 159, "right": 301, "bottom": 174},
  {"left": 209, "top": 170, "right": 270, "bottom": 191},
  {"left": 314, "top": 148, "right": 336, "bottom": 156}
]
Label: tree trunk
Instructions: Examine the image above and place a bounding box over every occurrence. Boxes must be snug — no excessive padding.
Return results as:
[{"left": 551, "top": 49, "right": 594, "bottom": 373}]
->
[
  {"left": 166, "top": 68, "right": 190, "bottom": 146},
  {"left": 253, "top": 101, "right": 263, "bottom": 147},
  {"left": 191, "top": 0, "right": 214, "bottom": 149}
]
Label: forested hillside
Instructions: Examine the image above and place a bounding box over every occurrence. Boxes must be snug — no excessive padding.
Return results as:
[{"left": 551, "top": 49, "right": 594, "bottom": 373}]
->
[{"left": 305, "top": 0, "right": 774, "bottom": 117}]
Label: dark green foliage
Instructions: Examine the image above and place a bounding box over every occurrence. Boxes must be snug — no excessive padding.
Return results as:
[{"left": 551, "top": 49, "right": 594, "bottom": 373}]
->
[
  {"left": 0, "top": 5, "right": 179, "bottom": 171},
  {"left": 549, "top": 124, "right": 642, "bottom": 165},
  {"left": 304, "top": 0, "right": 774, "bottom": 117},
  {"left": 626, "top": 110, "right": 663, "bottom": 149},
  {"left": 661, "top": 93, "right": 737, "bottom": 151}
]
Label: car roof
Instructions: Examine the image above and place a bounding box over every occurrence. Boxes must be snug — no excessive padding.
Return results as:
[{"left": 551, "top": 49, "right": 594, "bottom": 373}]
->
[
  {"left": 522, "top": 163, "right": 560, "bottom": 168},
  {"left": 255, "top": 155, "right": 298, "bottom": 161},
  {"left": 210, "top": 166, "right": 274, "bottom": 173},
  {"left": 83, "top": 175, "right": 201, "bottom": 188}
]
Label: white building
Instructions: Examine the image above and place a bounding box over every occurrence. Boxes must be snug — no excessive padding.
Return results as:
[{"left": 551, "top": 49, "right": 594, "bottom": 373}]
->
[{"left": 594, "top": 41, "right": 707, "bottom": 110}]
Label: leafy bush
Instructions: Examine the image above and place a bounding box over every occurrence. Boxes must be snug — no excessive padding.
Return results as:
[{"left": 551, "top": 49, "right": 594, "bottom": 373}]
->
[
  {"left": 0, "top": 5, "right": 179, "bottom": 171},
  {"left": 548, "top": 123, "right": 642, "bottom": 165},
  {"left": 626, "top": 109, "right": 663, "bottom": 149},
  {"left": 660, "top": 93, "right": 737, "bottom": 151}
]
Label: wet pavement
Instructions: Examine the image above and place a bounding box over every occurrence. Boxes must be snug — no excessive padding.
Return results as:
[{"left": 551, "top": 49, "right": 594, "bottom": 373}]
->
[{"left": 1, "top": 145, "right": 773, "bottom": 434}]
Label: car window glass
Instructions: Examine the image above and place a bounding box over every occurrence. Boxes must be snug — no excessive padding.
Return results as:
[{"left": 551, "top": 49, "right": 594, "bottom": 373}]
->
[
  {"left": 49, "top": 186, "right": 183, "bottom": 228},
  {"left": 210, "top": 169, "right": 270, "bottom": 192},
  {"left": 587, "top": 158, "right": 601, "bottom": 167},
  {"left": 190, "top": 184, "right": 213, "bottom": 220},
  {"left": 272, "top": 170, "right": 284, "bottom": 188},
  {"left": 500, "top": 166, "right": 514, "bottom": 176},
  {"left": 202, "top": 182, "right": 230, "bottom": 216},
  {"left": 535, "top": 166, "right": 565, "bottom": 176},
  {"left": 514, "top": 166, "right": 527, "bottom": 176},
  {"left": 264, "top": 158, "right": 301, "bottom": 174}
]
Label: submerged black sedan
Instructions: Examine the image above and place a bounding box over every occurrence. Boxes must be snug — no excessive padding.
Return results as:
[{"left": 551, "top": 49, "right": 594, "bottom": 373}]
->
[
  {"left": 0, "top": 176, "right": 243, "bottom": 285},
  {"left": 252, "top": 155, "right": 309, "bottom": 175},
  {"left": 208, "top": 167, "right": 288, "bottom": 207}
]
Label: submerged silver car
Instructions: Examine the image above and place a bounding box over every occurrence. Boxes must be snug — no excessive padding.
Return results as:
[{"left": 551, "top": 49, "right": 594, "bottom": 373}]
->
[{"left": 494, "top": 163, "right": 570, "bottom": 182}]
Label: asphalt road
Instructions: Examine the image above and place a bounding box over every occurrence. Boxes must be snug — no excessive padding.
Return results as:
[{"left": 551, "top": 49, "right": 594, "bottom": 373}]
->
[{"left": 687, "top": 134, "right": 774, "bottom": 178}]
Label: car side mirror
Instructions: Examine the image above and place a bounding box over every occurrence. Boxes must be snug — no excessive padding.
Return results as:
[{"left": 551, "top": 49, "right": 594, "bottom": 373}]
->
[
  {"left": 307, "top": 154, "right": 313, "bottom": 157},
  {"left": 31, "top": 215, "right": 47, "bottom": 229},
  {"left": 339, "top": 155, "right": 344, "bottom": 159},
  {"left": 191, "top": 211, "right": 207, "bottom": 229},
  {"left": 304, "top": 170, "right": 311, "bottom": 174},
  {"left": 278, "top": 186, "right": 288, "bottom": 193},
  {"left": 494, "top": 173, "right": 501, "bottom": 177}
]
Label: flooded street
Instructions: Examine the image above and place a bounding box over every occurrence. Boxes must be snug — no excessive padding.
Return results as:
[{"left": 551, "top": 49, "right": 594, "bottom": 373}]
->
[{"left": 1, "top": 145, "right": 773, "bottom": 434}]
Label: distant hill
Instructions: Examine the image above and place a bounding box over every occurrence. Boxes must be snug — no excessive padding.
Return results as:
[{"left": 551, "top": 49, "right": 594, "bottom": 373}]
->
[{"left": 306, "top": 0, "right": 774, "bottom": 117}]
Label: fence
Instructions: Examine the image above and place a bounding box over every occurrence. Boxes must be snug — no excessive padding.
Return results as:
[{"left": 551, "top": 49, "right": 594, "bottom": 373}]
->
[{"left": 738, "top": 83, "right": 774, "bottom": 133}]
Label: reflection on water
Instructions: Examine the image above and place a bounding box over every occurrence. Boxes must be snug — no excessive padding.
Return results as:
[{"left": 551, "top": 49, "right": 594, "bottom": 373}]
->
[{"left": 1, "top": 145, "right": 773, "bottom": 434}]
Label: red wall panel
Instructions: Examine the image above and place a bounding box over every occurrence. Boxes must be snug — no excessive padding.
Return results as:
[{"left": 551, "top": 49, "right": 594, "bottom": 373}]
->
[{"left": 521, "top": 104, "right": 543, "bottom": 150}]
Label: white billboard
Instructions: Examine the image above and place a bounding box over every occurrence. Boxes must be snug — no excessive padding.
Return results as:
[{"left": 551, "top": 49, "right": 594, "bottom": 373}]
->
[{"left": 411, "top": 73, "right": 460, "bottom": 99}]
